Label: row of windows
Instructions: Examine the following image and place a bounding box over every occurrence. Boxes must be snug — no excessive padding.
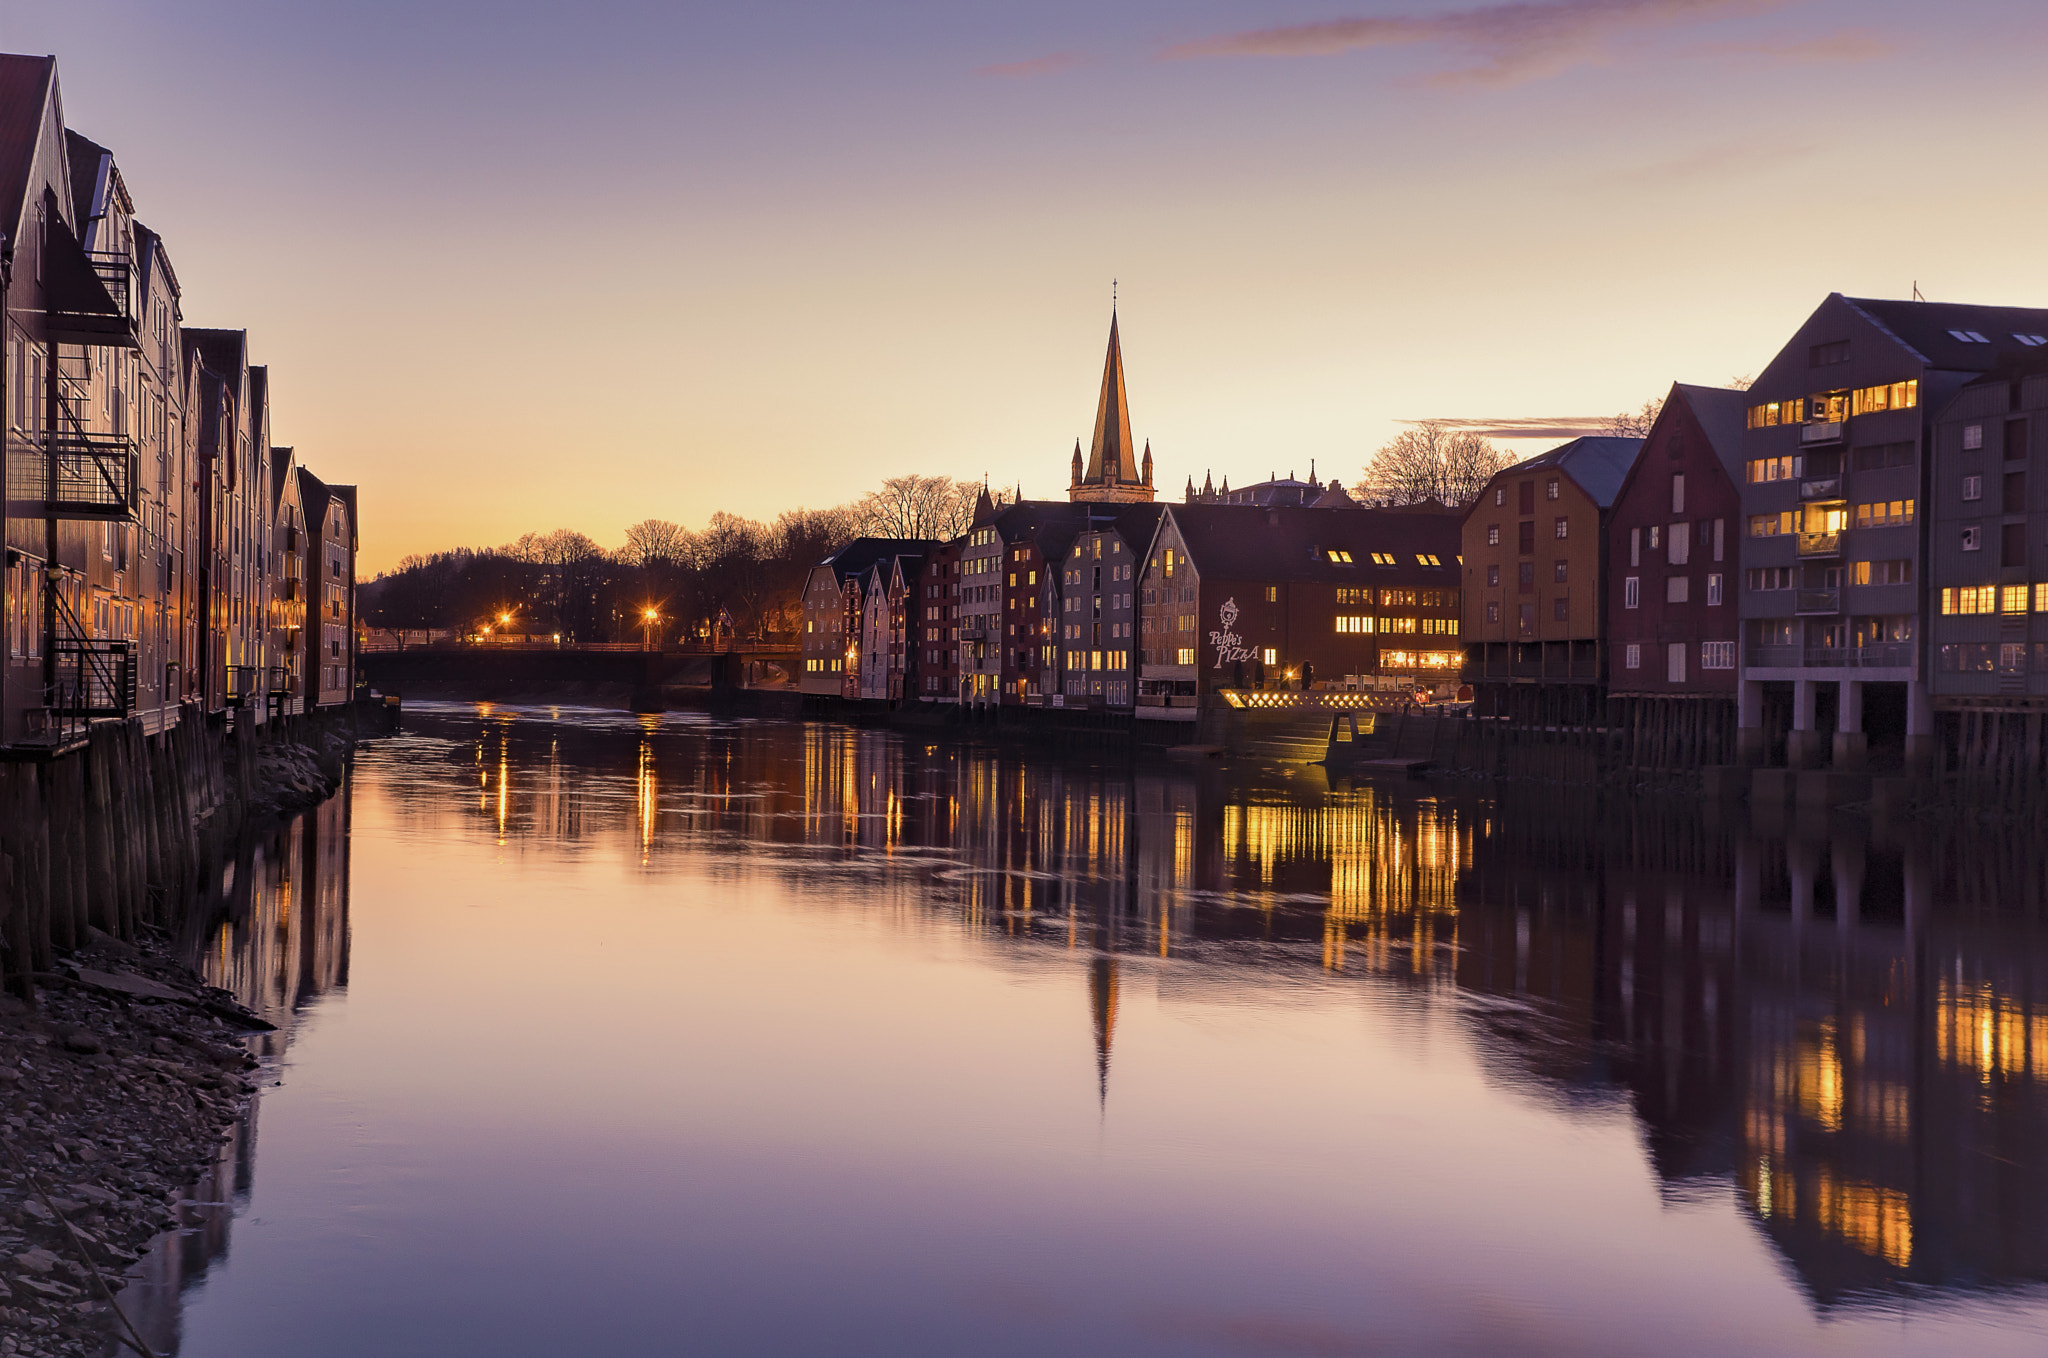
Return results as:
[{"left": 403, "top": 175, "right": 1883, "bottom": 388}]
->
[
  {"left": 1484, "top": 519, "right": 1570, "bottom": 547},
  {"left": 1748, "top": 501, "right": 1914, "bottom": 537},
  {"left": 1939, "top": 643, "right": 2048, "bottom": 674},
  {"left": 1333, "top": 617, "right": 1458, "bottom": 635},
  {"left": 1940, "top": 584, "right": 2048, "bottom": 616},
  {"left": 1622, "top": 574, "right": 1725, "bottom": 608},
  {"left": 803, "top": 658, "right": 844, "bottom": 673},
  {"left": 1061, "top": 650, "right": 1130, "bottom": 671},
  {"left": 1334, "top": 587, "right": 1459, "bottom": 608},
  {"left": 1622, "top": 641, "right": 1736, "bottom": 673},
  {"left": 1746, "top": 381, "right": 1918, "bottom": 429},
  {"left": 1486, "top": 600, "right": 1572, "bottom": 627}
]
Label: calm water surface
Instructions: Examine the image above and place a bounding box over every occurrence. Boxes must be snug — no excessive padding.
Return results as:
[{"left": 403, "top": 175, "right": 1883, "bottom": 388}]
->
[{"left": 112, "top": 703, "right": 2048, "bottom": 1356}]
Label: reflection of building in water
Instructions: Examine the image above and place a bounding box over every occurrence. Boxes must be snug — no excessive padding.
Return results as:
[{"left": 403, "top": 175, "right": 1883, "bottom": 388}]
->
[
  {"left": 402, "top": 709, "right": 2048, "bottom": 1316},
  {"left": 121, "top": 784, "right": 355, "bottom": 1354}
]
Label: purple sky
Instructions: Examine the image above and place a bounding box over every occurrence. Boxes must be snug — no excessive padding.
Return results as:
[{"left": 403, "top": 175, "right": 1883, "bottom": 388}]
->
[{"left": 16, "top": 0, "right": 2048, "bottom": 571}]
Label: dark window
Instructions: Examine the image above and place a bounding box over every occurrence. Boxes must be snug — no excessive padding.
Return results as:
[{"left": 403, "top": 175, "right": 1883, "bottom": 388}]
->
[
  {"left": 1809, "top": 340, "right": 1850, "bottom": 366},
  {"left": 1486, "top": 565, "right": 1500, "bottom": 587},
  {"left": 1518, "top": 481, "right": 1535, "bottom": 514},
  {"left": 1553, "top": 560, "right": 1568, "bottom": 583},
  {"left": 2007, "top": 419, "right": 2029, "bottom": 460},
  {"left": 1552, "top": 597, "right": 1569, "bottom": 622},
  {"left": 2003, "top": 522, "right": 2028, "bottom": 568},
  {"left": 2005, "top": 470, "right": 2027, "bottom": 514},
  {"left": 1852, "top": 441, "right": 1914, "bottom": 471},
  {"left": 1517, "top": 562, "right": 1534, "bottom": 593},
  {"left": 1517, "top": 521, "right": 1535, "bottom": 554}
]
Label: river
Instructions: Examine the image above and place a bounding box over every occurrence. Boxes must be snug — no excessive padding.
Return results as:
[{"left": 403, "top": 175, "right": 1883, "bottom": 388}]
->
[{"left": 109, "top": 703, "right": 2048, "bottom": 1357}]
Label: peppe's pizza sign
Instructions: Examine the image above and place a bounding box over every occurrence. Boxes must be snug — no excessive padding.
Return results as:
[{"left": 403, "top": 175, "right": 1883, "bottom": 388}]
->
[{"left": 1209, "top": 597, "right": 1258, "bottom": 667}]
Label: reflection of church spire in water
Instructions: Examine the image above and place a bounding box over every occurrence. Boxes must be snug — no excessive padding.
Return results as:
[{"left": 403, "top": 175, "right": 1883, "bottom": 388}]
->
[{"left": 1090, "top": 954, "right": 1118, "bottom": 1111}]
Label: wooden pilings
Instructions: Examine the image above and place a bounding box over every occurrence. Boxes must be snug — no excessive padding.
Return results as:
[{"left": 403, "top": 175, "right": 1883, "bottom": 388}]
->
[{"left": 0, "top": 703, "right": 350, "bottom": 1001}]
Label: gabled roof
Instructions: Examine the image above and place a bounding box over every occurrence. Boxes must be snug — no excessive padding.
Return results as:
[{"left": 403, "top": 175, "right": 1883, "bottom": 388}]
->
[
  {"left": 988, "top": 499, "right": 1094, "bottom": 552},
  {"left": 0, "top": 54, "right": 57, "bottom": 245},
  {"left": 62, "top": 128, "right": 101, "bottom": 229},
  {"left": 268, "top": 446, "right": 296, "bottom": 513},
  {"left": 1508, "top": 436, "right": 1643, "bottom": 508},
  {"left": 815, "top": 537, "right": 942, "bottom": 586},
  {"left": 1842, "top": 295, "right": 2048, "bottom": 373},
  {"left": 1671, "top": 383, "right": 1748, "bottom": 483},
  {"left": 1162, "top": 503, "right": 1461, "bottom": 586}
]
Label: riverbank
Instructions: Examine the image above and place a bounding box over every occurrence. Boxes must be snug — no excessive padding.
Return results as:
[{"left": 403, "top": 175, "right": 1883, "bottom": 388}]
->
[
  {"left": 0, "top": 721, "right": 354, "bottom": 1358},
  {"left": 0, "top": 927, "right": 269, "bottom": 1358}
]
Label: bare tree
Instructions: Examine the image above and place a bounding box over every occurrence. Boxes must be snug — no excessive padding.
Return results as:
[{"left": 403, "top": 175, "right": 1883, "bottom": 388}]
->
[
  {"left": 851, "top": 474, "right": 991, "bottom": 541},
  {"left": 1602, "top": 399, "right": 1664, "bottom": 439},
  {"left": 1356, "top": 422, "right": 1516, "bottom": 509},
  {"left": 622, "top": 519, "right": 691, "bottom": 569}
]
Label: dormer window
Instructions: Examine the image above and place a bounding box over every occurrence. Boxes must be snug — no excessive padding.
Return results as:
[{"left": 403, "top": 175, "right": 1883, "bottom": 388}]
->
[
  {"left": 1417, "top": 554, "right": 1442, "bottom": 567},
  {"left": 1369, "top": 552, "right": 1398, "bottom": 567},
  {"left": 2018, "top": 334, "right": 2048, "bottom": 347},
  {"left": 1324, "top": 549, "right": 1354, "bottom": 564},
  {"left": 1949, "top": 329, "right": 1991, "bottom": 343}
]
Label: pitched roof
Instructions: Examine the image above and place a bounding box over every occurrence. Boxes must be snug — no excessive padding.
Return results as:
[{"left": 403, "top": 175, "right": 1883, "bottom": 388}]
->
[
  {"left": 1510, "top": 436, "right": 1643, "bottom": 508},
  {"left": 0, "top": 54, "right": 56, "bottom": 244},
  {"left": 817, "top": 536, "right": 942, "bottom": 585},
  {"left": 1164, "top": 503, "right": 1461, "bottom": 586},
  {"left": 1841, "top": 295, "right": 2048, "bottom": 373},
  {"left": 1670, "top": 383, "right": 1749, "bottom": 483},
  {"left": 61, "top": 128, "right": 105, "bottom": 229}
]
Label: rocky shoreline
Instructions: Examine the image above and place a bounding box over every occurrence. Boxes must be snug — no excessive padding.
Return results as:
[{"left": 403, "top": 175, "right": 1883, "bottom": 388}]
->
[{"left": 0, "top": 731, "right": 353, "bottom": 1358}]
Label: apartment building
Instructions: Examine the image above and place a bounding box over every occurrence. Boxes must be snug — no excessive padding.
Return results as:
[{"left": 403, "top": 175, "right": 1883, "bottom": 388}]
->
[
  {"left": 1735, "top": 295, "right": 2048, "bottom": 770},
  {"left": 1, "top": 54, "right": 358, "bottom": 743}
]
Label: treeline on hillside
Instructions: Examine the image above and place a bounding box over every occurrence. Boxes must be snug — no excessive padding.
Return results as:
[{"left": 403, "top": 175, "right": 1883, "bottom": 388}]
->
[{"left": 359, "top": 474, "right": 1004, "bottom": 643}]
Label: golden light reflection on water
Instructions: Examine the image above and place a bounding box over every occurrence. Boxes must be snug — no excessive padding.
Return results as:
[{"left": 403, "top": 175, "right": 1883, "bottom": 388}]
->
[{"left": 356, "top": 708, "right": 2048, "bottom": 1315}]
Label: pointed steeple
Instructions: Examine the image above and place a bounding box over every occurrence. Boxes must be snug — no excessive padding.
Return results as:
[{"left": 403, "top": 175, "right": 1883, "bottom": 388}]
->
[
  {"left": 1070, "top": 439, "right": 1083, "bottom": 487},
  {"left": 972, "top": 482, "right": 997, "bottom": 526},
  {"left": 1141, "top": 440, "right": 1153, "bottom": 488},
  {"left": 1069, "top": 306, "right": 1152, "bottom": 503},
  {"left": 1184, "top": 475, "right": 1195, "bottom": 502},
  {"left": 1202, "top": 470, "right": 1214, "bottom": 497}
]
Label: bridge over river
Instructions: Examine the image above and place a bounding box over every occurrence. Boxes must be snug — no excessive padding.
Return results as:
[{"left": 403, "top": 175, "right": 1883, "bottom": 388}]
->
[{"left": 359, "top": 641, "right": 800, "bottom": 706}]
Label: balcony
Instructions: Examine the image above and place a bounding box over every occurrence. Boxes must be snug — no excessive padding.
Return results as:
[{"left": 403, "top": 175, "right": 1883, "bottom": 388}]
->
[
  {"left": 1747, "top": 643, "right": 1915, "bottom": 670},
  {"left": 1800, "top": 421, "right": 1844, "bottom": 446},
  {"left": 1795, "top": 531, "right": 1841, "bottom": 558},
  {"left": 7, "top": 431, "right": 140, "bottom": 519},
  {"left": 1798, "top": 476, "right": 1843, "bottom": 501},
  {"left": 48, "top": 640, "right": 134, "bottom": 718},
  {"left": 1794, "top": 588, "right": 1839, "bottom": 615}
]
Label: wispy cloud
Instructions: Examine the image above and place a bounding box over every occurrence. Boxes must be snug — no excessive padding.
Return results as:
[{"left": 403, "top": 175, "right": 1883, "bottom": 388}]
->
[
  {"left": 1690, "top": 27, "right": 1895, "bottom": 63},
  {"left": 1410, "top": 416, "right": 1618, "bottom": 440},
  {"left": 1162, "top": 0, "right": 1789, "bottom": 87},
  {"left": 978, "top": 51, "right": 1086, "bottom": 78}
]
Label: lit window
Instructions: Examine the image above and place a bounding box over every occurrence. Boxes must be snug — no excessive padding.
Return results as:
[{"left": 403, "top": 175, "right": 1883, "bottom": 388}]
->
[
  {"left": 1325, "top": 549, "right": 1354, "bottom": 563},
  {"left": 1486, "top": 525, "right": 1500, "bottom": 546},
  {"left": 1334, "top": 616, "right": 1372, "bottom": 634},
  {"left": 1418, "top": 554, "right": 1442, "bottom": 567},
  {"left": 1260, "top": 648, "right": 1277, "bottom": 665},
  {"left": 1553, "top": 517, "right": 1569, "bottom": 540},
  {"left": 2004, "top": 585, "right": 2029, "bottom": 615}
]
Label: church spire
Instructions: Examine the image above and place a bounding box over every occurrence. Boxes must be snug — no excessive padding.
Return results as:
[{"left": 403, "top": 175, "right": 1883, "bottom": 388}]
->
[
  {"left": 1069, "top": 305, "right": 1153, "bottom": 503},
  {"left": 1142, "top": 440, "right": 1153, "bottom": 488}
]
